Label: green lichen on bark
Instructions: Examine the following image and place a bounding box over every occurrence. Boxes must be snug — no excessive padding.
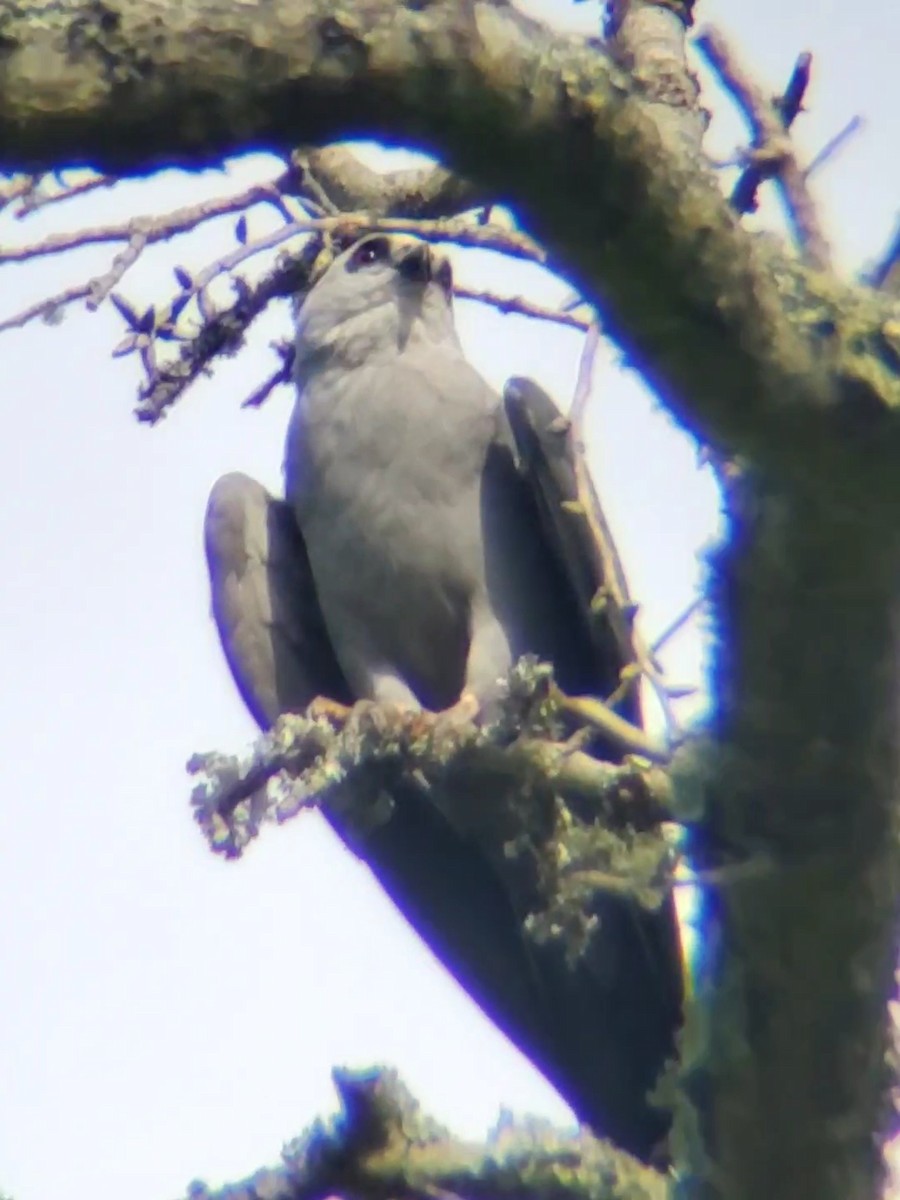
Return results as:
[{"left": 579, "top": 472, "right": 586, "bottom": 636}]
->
[{"left": 670, "top": 472, "right": 900, "bottom": 1199}]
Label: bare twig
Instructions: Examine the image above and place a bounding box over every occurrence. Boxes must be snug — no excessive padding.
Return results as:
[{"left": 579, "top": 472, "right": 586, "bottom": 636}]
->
[
  {"left": 552, "top": 687, "right": 669, "bottom": 762},
  {"left": 0, "top": 231, "right": 159, "bottom": 331},
  {"left": 0, "top": 205, "right": 543, "bottom": 268},
  {"left": 651, "top": 595, "right": 704, "bottom": 655},
  {"left": 0, "top": 176, "right": 296, "bottom": 265},
  {"left": 88, "top": 231, "right": 148, "bottom": 308},
  {"left": 241, "top": 342, "right": 295, "bottom": 408},
  {"left": 571, "top": 320, "right": 601, "bottom": 428},
  {"left": 0, "top": 281, "right": 92, "bottom": 333},
  {"left": 0, "top": 209, "right": 546, "bottom": 340},
  {"left": 805, "top": 115, "right": 864, "bottom": 179},
  {"left": 566, "top": 324, "right": 682, "bottom": 740},
  {"left": 454, "top": 285, "right": 590, "bottom": 330},
  {"left": 695, "top": 29, "right": 832, "bottom": 269},
  {"left": 0, "top": 167, "right": 311, "bottom": 333},
  {"left": 867, "top": 215, "right": 900, "bottom": 292}
]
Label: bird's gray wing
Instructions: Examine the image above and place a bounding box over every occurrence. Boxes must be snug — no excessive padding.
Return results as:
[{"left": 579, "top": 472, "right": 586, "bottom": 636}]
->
[
  {"left": 502, "top": 375, "right": 640, "bottom": 723},
  {"left": 204, "top": 471, "right": 352, "bottom": 725},
  {"left": 205, "top": 465, "right": 679, "bottom": 1162},
  {"left": 498, "top": 377, "right": 683, "bottom": 1152}
]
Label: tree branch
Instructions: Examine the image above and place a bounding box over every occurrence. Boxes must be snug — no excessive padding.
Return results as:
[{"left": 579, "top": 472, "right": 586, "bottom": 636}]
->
[
  {"left": 0, "top": 0, "right": 898, "bottom": 497},
  {"left": 674, "top": 483, "right": 900, "bottom": 1199},
  {"left": 185, "top": 1067, "right": 668, "bottom": 1200},
  {"left": 189, "top": 679, "right": 672, "bottom": 897}
]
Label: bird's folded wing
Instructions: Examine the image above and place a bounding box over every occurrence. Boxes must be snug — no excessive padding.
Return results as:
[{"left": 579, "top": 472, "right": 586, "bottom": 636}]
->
[
  {"left": 502, "top": 376, "right": 640, "bottom": 720},
  {"left": 204, "top": 471, "right": 352, "bottom": 726}
]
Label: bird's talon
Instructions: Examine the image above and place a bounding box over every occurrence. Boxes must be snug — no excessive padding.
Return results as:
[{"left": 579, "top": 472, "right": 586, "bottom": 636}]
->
[
  {"left": 307, "top": 696, "right": 353, "bottom": 726},
  {"left": 436, "top": 690, "right": 481, "bottom": 726}
]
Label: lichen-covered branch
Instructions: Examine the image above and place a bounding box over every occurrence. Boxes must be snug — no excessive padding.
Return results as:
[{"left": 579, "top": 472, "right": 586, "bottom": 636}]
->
[
  {"left": 671, "top": 483, "right": 900, "bottom": 1200},
  {"left": 189, "top": 676, "right": 673, "bottom": 897},
  {"left": 186, "top": 1067, "right": 668, "bottom": 1200}
]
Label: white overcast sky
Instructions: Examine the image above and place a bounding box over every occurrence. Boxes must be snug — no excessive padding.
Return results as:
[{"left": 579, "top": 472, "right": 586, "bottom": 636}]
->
[{"left": 1, "top": 2, "right": 897, "bottom": 1199}]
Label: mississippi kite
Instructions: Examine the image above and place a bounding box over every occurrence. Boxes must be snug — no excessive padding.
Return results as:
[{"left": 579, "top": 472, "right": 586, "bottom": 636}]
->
[{"left": 205, "top": 234, "right": 682, "bottom": 1160}]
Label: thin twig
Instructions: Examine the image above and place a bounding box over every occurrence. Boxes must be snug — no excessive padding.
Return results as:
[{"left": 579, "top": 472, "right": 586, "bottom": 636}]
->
[
  {"left": 0, "top": 206, "right": 549, "bottom": 352},
  {"left": 805, "top": 115, "right": 864, "bottom": 179},
  {"left": 571, "top": 321, "right": 601, "bottom": 428},
  {"left": 553, "top": 687, "right": 669, "bottom": 762},
  {"left": 454, "top": 285, "right": 591, "bottom": 330},
  {"left": 0, "top": 282, "right": 91, "bottom": 333},
  {"left": 651, "top": 595, "right": 704, "bottom": 655},
  {"left": 88, "top": 231, "right": 148, "bottom": 308},
  {"left": 0, "top": 177, "right": 297, "bottom": 264},
  {"left": 0, "top": 211, "right": 546, "bottom": 340},
  {"left": 566, "top": 325, "right": 681, "bottom": 739},
  {"left": 866, "top": 215, "right": 900, "bottom": 292},
  {"left": 241, "top": 343, "right": 295, "bottom": 408}
]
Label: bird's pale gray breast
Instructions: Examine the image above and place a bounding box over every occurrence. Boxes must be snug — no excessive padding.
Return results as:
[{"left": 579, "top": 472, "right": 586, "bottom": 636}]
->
[{"left": 285, "top": 345, "right": 499, "bottom": 708}]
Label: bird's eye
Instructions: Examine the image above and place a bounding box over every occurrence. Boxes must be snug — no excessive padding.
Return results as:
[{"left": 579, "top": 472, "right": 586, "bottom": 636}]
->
[{"left": 349, "top": 237, "right": 389, "bottom": 269}]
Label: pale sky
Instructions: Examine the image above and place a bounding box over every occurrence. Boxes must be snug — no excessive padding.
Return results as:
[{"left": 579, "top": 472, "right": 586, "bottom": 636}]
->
[{"left": 1, "top": 2, "right": 896, "bottom": 1199}]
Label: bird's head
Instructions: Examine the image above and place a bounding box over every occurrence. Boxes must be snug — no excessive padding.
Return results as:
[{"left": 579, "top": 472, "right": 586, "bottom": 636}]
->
[{"left": 294, "top": 233, "right": 459, "bottom": 372}]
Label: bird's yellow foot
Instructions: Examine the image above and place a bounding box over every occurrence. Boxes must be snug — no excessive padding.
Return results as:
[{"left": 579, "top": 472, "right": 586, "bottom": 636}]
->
[
  {"left": 436, "top": 690, "right": 481, "bottom": 724},
  {"left": 307, "top": 696, "right": 353, "bottom": 726}
]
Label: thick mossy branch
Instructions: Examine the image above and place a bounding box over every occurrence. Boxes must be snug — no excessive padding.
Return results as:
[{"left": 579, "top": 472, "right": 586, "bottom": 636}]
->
[
  {"left": 184, "top": 1067, "right": 668, "bottom": 1200},
  {"left": 672, "top": 480, "right": 900, "bottom": 1200},
  {"left": 1, "top": 0, "right": 899, "bottom": 497}
]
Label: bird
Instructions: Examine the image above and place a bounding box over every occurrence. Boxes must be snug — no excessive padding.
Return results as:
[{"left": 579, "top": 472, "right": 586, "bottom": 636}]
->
[
  {"left": 284, "top": 232, "right": 616, "bottom": 717},
  {"left": 204, "top": 232, "right": 682, "bottom": 1161}
]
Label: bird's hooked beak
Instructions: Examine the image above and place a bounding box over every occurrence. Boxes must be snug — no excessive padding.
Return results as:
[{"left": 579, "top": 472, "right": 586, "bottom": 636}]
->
[{"left": 396, "top": 241, "right": 453, "bottom": 294}]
